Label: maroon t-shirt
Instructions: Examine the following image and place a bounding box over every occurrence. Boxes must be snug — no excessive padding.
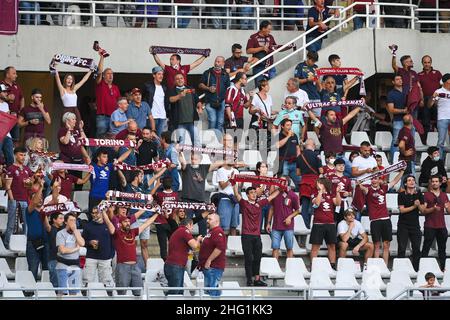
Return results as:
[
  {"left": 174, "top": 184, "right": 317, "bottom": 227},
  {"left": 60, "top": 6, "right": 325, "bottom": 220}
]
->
[
  {"left": 418, "top": 69, "right": 443, "bottom": 97},
  {"left": 19, "top": 104, "right": 48, "bottom": 138},
  {"left": 52, "top": 172, "right": 78, "bottom": 199},
  {"left": 423, "top": 191, "right": 447, "bottom": 229},
  {"left": 154, "top": 190, "right": 179, "bottom": 224},
  {"left": 112, "top": 214, "right": 137, "bottom": 230},
  {"left": 95, "top": 80, "right": 121, "bottom": 116},
  {"left": 398, "top": 126, "right": 415, "bottom": 161},
  {"left": 270, "top": 191, "right": 299, "bottom": 231},
  {"left": 311, "top": 191, "right": 335, "bottom": 224},
  {"left": 164, "top": 65, "right": 191, "bottom": 90},
  {"left": 1, "top": 80, "right": 23, "bottom": 114},
  {"left": 320, "top": 119, "right": 344, "bottom": 154},
  {"left": 6, "top": 164, "right": 33, "bottom": 201},
  {"left": 58, "top": 127, "right": 83, "bottom": 163},
  {"left": 397, "top": 67, "right": 419, "bottom": 92},
  {"left": 240, "top": 198, "right": 270, "bottom": 236},
  {"left": 246, "top": 32, "right": 277, "bottom": 65},
  {"left": 367, "top": 184, "right": 389, "bottom": 221},
  {"left": 113, "top": 227, "right": 139, "bottom": 263},
  {"left": 322, "top": 165, "right": 336, "bottom": 178},
  {"left": 198, "top": 226, "right": 227, "bottom": 270},
  {"left": 329, "top": 173, "right": 352, "bottom": 206},
  {"left": 165, "top": 225, "right": 194, "bottom": 267},
  {"left": 115, "top": 128, "right": 143, "bottom": 140}
]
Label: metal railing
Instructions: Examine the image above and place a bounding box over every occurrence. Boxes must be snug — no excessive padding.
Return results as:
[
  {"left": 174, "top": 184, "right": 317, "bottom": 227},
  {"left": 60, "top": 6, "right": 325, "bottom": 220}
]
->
[{"left": 391, "top": 287, "right": 450, "bottom": 300}]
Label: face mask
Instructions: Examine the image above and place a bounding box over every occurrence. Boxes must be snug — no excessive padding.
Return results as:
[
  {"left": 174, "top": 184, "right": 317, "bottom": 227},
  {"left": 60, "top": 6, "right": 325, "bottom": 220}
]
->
[
  {"left": 214, "top": 66, "right": 222, "bottom": 71},
  {"left": 329, "top": 158, "right": 335, "bottom": 165},
  {"left": 433, "top": 156, "right": 440, "bottom": 162}
]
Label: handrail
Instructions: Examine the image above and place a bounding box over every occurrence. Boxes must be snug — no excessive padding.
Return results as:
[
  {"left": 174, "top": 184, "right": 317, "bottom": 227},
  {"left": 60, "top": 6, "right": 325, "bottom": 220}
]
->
[{"left": 391, "top": 286, "right": 450, "bottom": 300}]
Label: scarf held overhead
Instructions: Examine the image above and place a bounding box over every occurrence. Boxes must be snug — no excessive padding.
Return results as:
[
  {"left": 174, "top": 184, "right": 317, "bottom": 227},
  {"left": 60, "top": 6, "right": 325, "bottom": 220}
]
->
[
  {"left": 229, "top": 174, "right": 288, "bottom": 190},
  {"left": 177, "top": 144, "right": 237, "bottom": 157},
  {"left": 161, "top": 201, "right": 216, "bottom": 212},
  {"left": 41, "top": 202, "right": 81, "bottom": 215},
  {"left": 106, "top": 190, "right": 154, "bottom": 202},
  {"left": 149, "top": 46, "right": 211, "bottom": 57},
  {"left": 79, "top": 138, "right": 136, "bottom": 148},
  {"left": 98, "top": 200, "right": 161, "bottom": 213},
  {"left": 49, "top": 54, "right": 98, "bottom": 75},
  {"left": 51, "top": 162, "right": 92, "bottom": 172},
  {"left": 303, "top": 99, "right": 364, "bottom": 111},
  {"left": 356, "top": 160, "right": 407, "bottom": 183},
  {"left": 315, "top": 68, "right": 366, "bottom": 96},
  {"left": 114, "top": 159, "right": 171, "bottom": 171}
]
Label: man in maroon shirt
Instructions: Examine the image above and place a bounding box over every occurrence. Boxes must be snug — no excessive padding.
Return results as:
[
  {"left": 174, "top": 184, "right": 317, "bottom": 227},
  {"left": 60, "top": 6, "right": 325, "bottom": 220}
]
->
[
  {"left": 164, "top": 218, "right": 202, "bottom": 295},
  {"left": 17, "top": 88, "right": 51, "bottom": 142},
  {"left": 2, "top": 66, "right": 24, "bottom": 144},
  {"left": 152, "top": 51, "right": 207, "bottom": 90},
  {"left": 307, "top": 107, "right": 361, "bottom": 154},
  {"left": 115, "top": 120, "right": 143, "bottom": 141},
  {"left": 103, "top": 210, "right": 158, "bottom": 296},
  {"left": 233, "top": 183, "right": 280, "bottom": 286},
  {"left": 358, "top": 170, "right": 404, "bottom": 265},
  {"left": 392, "top": 53, "right": 422, "bottom": 94},
  {"left": 95, "top": 52, "right": 121, "bottom": 137},
  {"left": 421, "top": 175, "right": 450, "bottom": 271},
  {"left": 50, "top": 161, "right": 91, "bottom": 199},
  {"left": 398, "top": 114, "right": 416, "bottom": 180},
  {"left": 4, "top": 147, "right": 33, "bottom": 249},
  {"left": 198, "top": 213, "right": 227, "bottom": 296},
  {"left": 418, "top": 55, "right": 442, "bottom": 135},
  {"left": 328, "top": 158, "right": 352, "bottom": 223}
]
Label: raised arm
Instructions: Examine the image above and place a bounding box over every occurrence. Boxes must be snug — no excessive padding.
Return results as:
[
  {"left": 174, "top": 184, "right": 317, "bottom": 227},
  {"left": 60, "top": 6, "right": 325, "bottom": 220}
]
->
[
  {"left": 388, "top": 170, "right": 404, "bottom": 190},
  {"left": 232, "top": 182, "right": 242, "bottom": 202},
  {"left": 267, "top": 188, "right": 280, "bottom": 202},
  {"left": 146, "top": 167, "right": 167, "bottom": 188},
  {"left": 152, "top": 53, "right": 166, "bottom": 69},
  {"left": 96, "top": 54, "right": 105, "bottom": 85},
  {"left": 102, "top": 210, "right": 116, "bottom": 235},
  {"left": 74, "top": 70, "right": 93, "bottom": 91},
  {"left": 54, "top": 69, "right": 66, "bottom": 97},
  {"left": 190, "top": 55, "right": 207, "bottom": 71},
  {"left": 117, "top": 147, "right": 133, "bottom": 163},
  {"left": 138, "top": 213, "right": 159, "bottom": 234},
  {"left": 392, "top": 55, "right": 398, "bottom": 74},
  {"left": 342, "top": 106, "right": 361, "bottom": 125}
]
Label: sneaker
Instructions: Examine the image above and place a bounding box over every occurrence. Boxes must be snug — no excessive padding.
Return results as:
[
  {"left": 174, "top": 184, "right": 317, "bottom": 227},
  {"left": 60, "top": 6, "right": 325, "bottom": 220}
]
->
[
  {"left": 246, "top": 280, "right": 253, "bottom": 287},
  {"left": 253, "top": 279, "right": 268, "bottom": 287}
]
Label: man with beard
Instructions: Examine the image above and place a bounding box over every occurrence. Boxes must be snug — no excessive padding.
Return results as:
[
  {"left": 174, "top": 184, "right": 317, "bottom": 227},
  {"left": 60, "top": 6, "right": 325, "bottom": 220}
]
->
[
  {"left": 392, "top": 54, "right": 421, "bottom": 94},
  {"left": 102, "top": 209, "right": 158, "bottom": 296},
  {"left": 135, "top": 127, "right": 160, "bottom": 190},
  {"left": 224, "top": 72, "right": 251, "bottom": 129},
  {"left": 419, "top": 147, "right": 449, "bottom": 191},
  {"left": 421, "top": 175, "right": 450, "bottom": 271},
  {"left": 198, "top": 213, "right": 227, "bottom": 296}
]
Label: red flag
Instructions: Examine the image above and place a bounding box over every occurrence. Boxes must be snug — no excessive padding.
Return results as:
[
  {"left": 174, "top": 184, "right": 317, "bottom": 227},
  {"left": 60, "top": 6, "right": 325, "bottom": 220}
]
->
[
  {"left": 0, "top": 0, "right": 19, "bottom": 35},
  {"left": 0, "top": 111, "right": 17, "bottom": 140},
  {"left": 407, "top": 84, "right": 424, "bottom": 135}
]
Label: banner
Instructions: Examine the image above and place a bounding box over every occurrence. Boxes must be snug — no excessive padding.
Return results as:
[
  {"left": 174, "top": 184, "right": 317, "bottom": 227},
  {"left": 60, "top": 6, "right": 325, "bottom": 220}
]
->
[
  {"left": 161, "top": 201, "right": 216, "bottom": 212},
  {"left": 106, "top": 190, "right": 154, "bottom": 202},
  {"left": 356, "top": 160, "right": 407, "bottom": 183},
  {"left": 49, "top": 54, "right": 98, "bottom": 75},
  {"left": 98, "top": 200, "right": 161, "bottom": 213},
  {"left": 315, "top": 67, "right": 364, "bottom": 77},
  {"left": 150, "top": 46, "right": 211, "bottom": 57},
  {"left": 114, "top": 159, "right": 171, "bottom": 171},
  {"left": 51, "top": 162, "right": 92, "bottom": 172},
  {"left": 41, "top": 201, "right": 81, "bottom": 215},
  {"left": 229, "top": 174, "right": 288, "bottom": 191},
  {"left": 79, "top": 138, "right": 136, "bottom": 148},
  {"left": 302, "top": 99, "right": 364, "bottom": 111},
  {"left": 0, "top": 0, "right": 18, "bottom": 35},
  {"left": 0, "top": 111, "right": 17, "bottom": 141}
]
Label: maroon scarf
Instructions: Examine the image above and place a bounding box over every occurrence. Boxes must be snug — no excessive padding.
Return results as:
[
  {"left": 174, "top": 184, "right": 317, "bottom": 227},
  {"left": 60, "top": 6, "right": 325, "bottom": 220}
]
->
[
  {"left": 49, "top": 54, "right": 98, "bottom": 74},
  {"left": 177, "top": 144, "right": 236, "bottom": 157},
  {"left": 303, "top": 99, "right": 364, "bottom": 111},
  {"left": 51, "top": 162, "right": 91, "bottom": 172},
  {"left": 356, "top": 160, "right": 407, "bottom": 183},
  {"left": 99, "top": 200, "right": 161, "bottom": 212},
  {"left": 114, "top": 159, "right": 171, "bottom": 171},
  {"left": 161, "top": 201, "right": 216, "bottom": 213},
  {"left": 41, "top": 201, "right": 81, "bottom": 215},
  {"left": 106, "top": 190, "right": 153, "bottom": 202},
  {"left": 79, "top": 138, "right": 136, "bottom": 148},
  {"left": 229, "top": 174, "right": 288, "bottom": 191},
  {"left": 149, "top": 46, "right": 211, "bottom": 57}
]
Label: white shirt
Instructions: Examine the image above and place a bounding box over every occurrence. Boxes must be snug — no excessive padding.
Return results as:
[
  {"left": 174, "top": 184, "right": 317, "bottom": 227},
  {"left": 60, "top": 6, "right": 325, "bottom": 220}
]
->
[
  {"left": 284, "top": 89, "right": 310, "bottom": 108},
  {"left": 43, "top": 194, "right": 69, "bottom": 205},
  {"left": 217, "top": 167, "right": 239, "bottom": 195},
  {"left": 152, "top": 84, "right": 166, "bottom": 119},
  {"left": 252, "top": 93, "right": 272, "bottom": 116},
  {"left": 337, "top": 220, "right": 365, "bottom": 239},
  {"left": 435, "top": 87, "right": 450, "bottom": 120},
  {"left": 0, "top": 102, "right": 12, "bottom": 138},
  {"left": 352, "top": 155, "right": 378, "bottom": 185}
]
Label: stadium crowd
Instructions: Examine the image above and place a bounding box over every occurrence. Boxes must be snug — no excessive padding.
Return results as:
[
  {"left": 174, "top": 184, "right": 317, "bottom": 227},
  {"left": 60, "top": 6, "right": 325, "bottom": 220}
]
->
[{"left": 0, "top": 12, "right": 449, "bottom": 297}]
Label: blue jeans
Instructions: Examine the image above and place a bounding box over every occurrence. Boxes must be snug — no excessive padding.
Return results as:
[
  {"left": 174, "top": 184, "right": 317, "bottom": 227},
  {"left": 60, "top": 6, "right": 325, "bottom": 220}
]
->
[
  {"left": 56, "top": 268, "right": 81, "bottom": 295},
  {"left": 177, "top": 6, "right": 192, "bottom": 28},
  {"left": 437, "top": 119, "right": 450, "bottom": 159},
  {"left": 203, "top": 268, "right": 223, "bottom": 296},
  {"left": 301, "top": 197, "right": 313, "bottom": 229},
  {"left": 271, "top": 229, "right": 294, "bottom": 250},
  {"left": 0, "top": 136, "right": 14, "bottom": 166},
  {"left": 48, "top": 260, "right": 58, "bottom": 289},
  {"left": 260, "top": 205, "right": 271, "bottom": 232},
  {"left": 19, "top": 1, "right": 40, "bottom": 25},
  {"left": 5, "top": 200, "right": 28, "bottom": 248},
  {"left": 282, "top": 162, "right": 300, "bottom": 191},
  {"left": 306, "top": 35, "right": 323, "bottom": 53},
  {"left": 218, "top": 198, "right": 240, "bottom": 232},
  {"left": 353, "top": 16, "right": 364, "bottom": 30},
  {"left": 155, "top": 118, "right": 167, "bottom": 137},
  {"left": 96, "top": 115, "right": 111, "bottom": 137},
  {"left": 253, "top": 63, "right": 276, "bottom": 87},
  {"left": 237, "top": 7, "right": 254, "bottom": 30},
  {"left": 205, "top": 101, "right": 225, "bottom": 133},
  {"left": 26, "top": 240, "right": 48, "bottom": 280},
  {"left": 164, "top": 263, "right": 185, "bottom": 295},
  {"left": 176, "top": 124, "right": 200, "bottom": 146}
]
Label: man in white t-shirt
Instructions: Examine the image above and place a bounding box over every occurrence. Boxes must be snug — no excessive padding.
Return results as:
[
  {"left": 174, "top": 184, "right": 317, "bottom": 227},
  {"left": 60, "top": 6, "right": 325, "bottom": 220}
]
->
[
  {"left": 144, "top": 66, "right": 168, "bottom": 137},
  {"left": 284, "top": 77, "right": 310, "bottom": 109},
  {"left": 351, "top": 141, "right": 378, "bottom": 212},
  {"left": 0, "top": 86, "right": 14, "bottom": 165},
  {"left": 337, "top": 208, "right": 374, "bottom": 263},
  {"left": 429, "top": 73, "right": 450, "bottom": 159}
]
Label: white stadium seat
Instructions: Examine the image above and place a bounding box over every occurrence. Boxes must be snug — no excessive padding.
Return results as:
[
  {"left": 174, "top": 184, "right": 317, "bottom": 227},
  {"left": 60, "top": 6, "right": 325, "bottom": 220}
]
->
[
  {"left": 0, "top": 258, "right": 15, "bottom": 279},
  {"left": 280, "top": 237, "right": 307, "bottom": 256},
  {"left": 261, "top": 234, "right": 273, "bottom": 255},
  {"left": 375, "top": 131, "right": 392, "bottom": 152},
  {"left": 285, "top": 257, "right": 311, "bottom": 279},
  {"left": 36, "top": 282, "right": 57, "bottom": 298},
  {"left": 362, "top": 267, "right": 386, "bottom": 290},
  {"left": 351, "top": 131, "right": 371, "bottom": 146},
  {"left": 414, "top": 132, "right": 428, "bottom": 152},
  {"left": 335, "top": 271, "right": 360, "bottom": 289},
  {"left": 242, "top": 150, "right": 262, "bottom": 170},
  {"left": 426, "top": 132, "right": 438, "bottom": 147},
  {"left": 2, "top": 283, "right": 25, "bottom": 298},
  {"left": 361, "top": 216, "right": 371, "bottom": 233},
  {"left": 307, "top": 131, "right": 321, "bottom": 150},
  {"left": 293, "top": 215, "right": 310, "bottom": 235},
  {"left": 0, "top": 214, "right": 7, "bottom": 234},
  {"left": 311, "top": 257, "right": 337, "bottom": 278},
  {"left": 14, "top": 257, "right": 28, "bottom": 272},
  {"left": 392, "top": 258, "right": 417, "bottom": 278},
  {"left": 73, "top": 191, "right": 89, "bottom": 212},
  {"left": 386, "top": 282, "right": 407, "bottom": 300},
  {"left": 260, "top": 257, "right": 285, "bottom": 279},
  {"left": 0, "top": 237, "right": 15, "bottom": 258},
  {"left": 15, "top": 270, "right": 37, "bottom": 290},
  {"left": 226, "top": 236, "right": 243, "bottom": 256},
  {"left": 337, "top": 258, "right": 362, "bottom": 277},
  {"left": 386, "top": 194, "right": 399, "bottom": 214},
  {"left": 418, "top": 258, "right": 443, "bottom": 278},
  {"left": 222, "top": 281, "right": 243, "bottom": 297},
  {"left": 309, "top": 271, "right": 334, "bottom": 298},
  {"left": 367, "top": 258, "right": 390, "bottom": 277},
  {"left": 9, "top": 235, "right": 27, "bottom": 254},
  {"left": 390, "top": 270, "right": 414, "bottom": 287},
  {"left": 391, "top": 215, "right": 399, "bottom": 233}
]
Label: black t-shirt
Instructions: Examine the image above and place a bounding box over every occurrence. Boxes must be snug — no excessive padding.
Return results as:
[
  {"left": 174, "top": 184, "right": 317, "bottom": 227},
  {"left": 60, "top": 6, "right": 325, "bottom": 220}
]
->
[
  {"left": 397, "top": 191, "right": 424, "bottom": 227},
  {"left": 48, "top": 225, "right": 64, "bottom": 261},
  {"left": 181, "top": 164, "right": 210, "bottom": 202},
  {"left": 296, "top": 149, "right": 321, "bottom": 175},
  {"left": 136, "top": 139, "right": 159, "bottom": 174},
  {"left": 419, "top": 157, "right": 447, "bottom": 185},
  {"left": 279, "top": 132, "right": 299, "bottom": 165}
]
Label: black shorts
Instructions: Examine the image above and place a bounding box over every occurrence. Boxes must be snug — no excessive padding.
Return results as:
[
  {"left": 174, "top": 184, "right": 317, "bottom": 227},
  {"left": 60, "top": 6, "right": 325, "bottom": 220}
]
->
[
  {"left": 310, "top": 224, "right": 337, "bottom": 245},
  {"left": 370, "top": 219, "right": 393, "bottom": 243},
  {"left": 339, "top": 236, "right": 362, "bottom": 250}
]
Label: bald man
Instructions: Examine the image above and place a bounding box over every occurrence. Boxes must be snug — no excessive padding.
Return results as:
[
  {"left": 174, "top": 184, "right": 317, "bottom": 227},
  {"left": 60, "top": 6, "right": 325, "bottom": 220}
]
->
[{"left": 198, "top": 213, "right": 227, "bottom": 296}]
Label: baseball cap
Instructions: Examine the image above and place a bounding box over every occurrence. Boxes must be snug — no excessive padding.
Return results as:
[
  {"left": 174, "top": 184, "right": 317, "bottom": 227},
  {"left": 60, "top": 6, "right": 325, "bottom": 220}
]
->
[
  {"left": 131, "top": 88, "right": 141, "bottom": 95},
  {"left": 152, "top": 66, "right": 163, "bottom": 74},
  {"left": 442, "top": 73, "right": 450, "bottom": 83}
]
